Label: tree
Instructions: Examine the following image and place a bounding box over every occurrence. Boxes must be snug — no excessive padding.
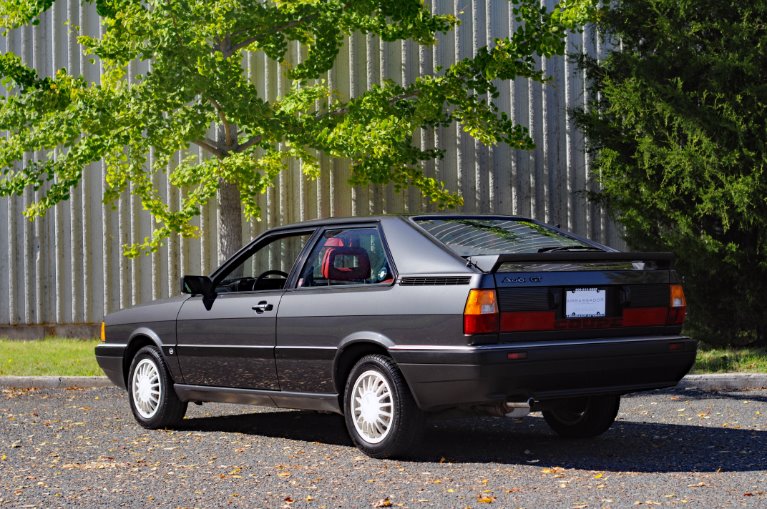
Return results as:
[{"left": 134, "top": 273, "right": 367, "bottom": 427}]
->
[
  {"left": 574, "top": 0, "right": 767, "bottom": 346},
  {"left": 1, "top": 0, "right": 595, "bottom": 261}
]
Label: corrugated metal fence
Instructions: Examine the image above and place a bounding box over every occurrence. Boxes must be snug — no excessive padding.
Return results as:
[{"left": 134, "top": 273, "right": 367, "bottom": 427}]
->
[{"left": 0, "top": 0, "right": 622, "bottom": 330}]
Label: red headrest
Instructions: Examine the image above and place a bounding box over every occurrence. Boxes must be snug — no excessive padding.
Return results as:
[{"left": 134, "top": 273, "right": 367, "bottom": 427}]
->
[
  {"left": 324, "top": 237, "right": 344, "bottom": 247},
  {"left": 321, "top": 246, "right": 371, "bottom": 281}
]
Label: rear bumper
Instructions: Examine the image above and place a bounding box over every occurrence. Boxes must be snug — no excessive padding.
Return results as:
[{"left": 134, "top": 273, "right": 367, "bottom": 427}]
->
[
  {"left": 390, "top": 335, "right": 697, "bottom": 411},
  {"left": 95, "top": 344, "right": 127, "bottom": 389}
]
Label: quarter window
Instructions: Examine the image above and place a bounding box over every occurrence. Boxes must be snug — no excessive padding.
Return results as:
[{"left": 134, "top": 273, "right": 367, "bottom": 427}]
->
[{"left": 298, "top": 227, "right": 393, "bottom": 287}]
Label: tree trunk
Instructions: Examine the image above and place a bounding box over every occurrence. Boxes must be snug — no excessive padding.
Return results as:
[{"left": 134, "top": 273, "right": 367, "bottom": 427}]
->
[
  {"left": 217, "top": 180, "right": 242, "bottom": 264},
  {"left": 216, "top": 122, "right": 243, "bottom": 265}
]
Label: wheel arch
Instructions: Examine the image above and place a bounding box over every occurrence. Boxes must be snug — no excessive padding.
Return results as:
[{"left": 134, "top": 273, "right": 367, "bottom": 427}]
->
[
  {"left": 333, "top": 336, "right": 394, "bottom": 407},
  {"left": 122, "top": 328, "right": 165, "bottom": 387}
]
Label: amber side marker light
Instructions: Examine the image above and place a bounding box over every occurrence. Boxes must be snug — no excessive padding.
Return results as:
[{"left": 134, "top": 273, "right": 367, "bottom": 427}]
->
[
  {"left": 100, "top": 322, "right": 106, "bottom": 342},
  {"left": 464, "top": 289, "right": 499, "bottom": 334}
]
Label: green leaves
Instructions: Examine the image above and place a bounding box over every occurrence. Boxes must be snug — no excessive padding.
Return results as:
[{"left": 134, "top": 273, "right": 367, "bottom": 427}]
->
[
  {"left": 1, "top": 0, "right": 595, "bottom": 256},
  {"left": 575, "top": 0, "right": 767, "bottom": 345}
]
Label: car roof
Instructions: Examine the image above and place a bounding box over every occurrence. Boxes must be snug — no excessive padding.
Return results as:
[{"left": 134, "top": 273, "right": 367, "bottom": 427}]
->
[{"left": 273, "top": 213, "right": 538, "bottom": 229}]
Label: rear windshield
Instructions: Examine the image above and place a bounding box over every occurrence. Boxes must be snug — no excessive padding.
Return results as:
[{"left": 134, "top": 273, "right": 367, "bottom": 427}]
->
[{"left": 413, "top": 217, "right": 592, "bottom": 256}]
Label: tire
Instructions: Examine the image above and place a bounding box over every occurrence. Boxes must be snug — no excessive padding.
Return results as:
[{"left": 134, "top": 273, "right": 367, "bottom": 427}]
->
[
  {"left": 542, "top": 395, "right": 620, "bottom": 438},
  {"left": 127, "top": 345, "right": 187, "bottom": 429},
  {"left": 343, "top": 354, "right": 424, "bottom": 459}
]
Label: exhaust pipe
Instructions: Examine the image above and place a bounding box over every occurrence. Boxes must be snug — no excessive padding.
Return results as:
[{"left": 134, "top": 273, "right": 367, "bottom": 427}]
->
[{"left": 504, "top": 400, "right": 532, "bottom": 418}]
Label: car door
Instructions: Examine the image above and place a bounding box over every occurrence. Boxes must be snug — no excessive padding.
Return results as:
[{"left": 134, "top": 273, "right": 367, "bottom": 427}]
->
[
  {"left": 276, "top": 225, "right": 397, "bottom": 393},
  {"left": 176, "top": 229, "right": 315, "bottom": 389}
]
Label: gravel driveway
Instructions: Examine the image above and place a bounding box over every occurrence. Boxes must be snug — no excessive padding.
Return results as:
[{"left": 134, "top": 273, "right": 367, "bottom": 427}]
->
[{"left": 1, "top": 386, "right": 765, "bottom": 508}]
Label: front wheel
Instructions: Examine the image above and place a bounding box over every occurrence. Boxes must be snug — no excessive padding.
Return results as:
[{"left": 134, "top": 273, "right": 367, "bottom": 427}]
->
[
  {"left": 127, "top": 345, "right": 187, "bottom": 429},
  {"left": 344, "top": 354, "right": 424, "bottom": 459},
  {"left": 542, "top": 395, "right": 620, "bottom": 438}
]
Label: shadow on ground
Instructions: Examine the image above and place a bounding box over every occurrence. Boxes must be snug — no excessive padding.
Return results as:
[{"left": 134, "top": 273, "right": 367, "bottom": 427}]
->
[{"left": 177, "top": 402, "right": 766, "bottom": 473}]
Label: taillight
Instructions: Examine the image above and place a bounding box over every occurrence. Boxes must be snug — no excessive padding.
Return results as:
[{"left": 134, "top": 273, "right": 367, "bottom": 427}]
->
[
  {"left": 500, "top": 311, "right": 556, "bottom": 331},
  {"left": 464, "top": 289, "right": 499, "bottom": 334},
  {"left": 667, "top": 284, "right": 687, "bottom": 325}
]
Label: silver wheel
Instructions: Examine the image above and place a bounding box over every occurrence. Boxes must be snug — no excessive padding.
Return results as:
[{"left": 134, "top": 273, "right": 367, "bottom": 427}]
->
[
  {"left": 131, "top": 358, "right": 162, "bottom": 419},
  {"left": 350, "top": 369, "right": 394, "bottom": 444}
]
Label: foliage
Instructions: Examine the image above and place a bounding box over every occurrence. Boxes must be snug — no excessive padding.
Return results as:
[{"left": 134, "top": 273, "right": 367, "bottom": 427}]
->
[
  {"left": 574, "top": 0, "right": 767, "bottom": 346},
  {"left": 1, "top": 0, "right": 595, "bottom": 256}
]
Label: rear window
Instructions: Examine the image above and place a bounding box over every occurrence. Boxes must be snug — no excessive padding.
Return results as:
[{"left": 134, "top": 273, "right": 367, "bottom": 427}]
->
[{"left": 413, "top": 217, "right": 592, "bottom": 256}]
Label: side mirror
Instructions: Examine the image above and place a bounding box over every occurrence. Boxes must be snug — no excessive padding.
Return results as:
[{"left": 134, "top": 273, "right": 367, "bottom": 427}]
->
[
  {"left": 181, "top": 275, "right": 216, "bottom": 310},
  {"left": 181, "top": 275, "right": 212, "bottom": 295}
]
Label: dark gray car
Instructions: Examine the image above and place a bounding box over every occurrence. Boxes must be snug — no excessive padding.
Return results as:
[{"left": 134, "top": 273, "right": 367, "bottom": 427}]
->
[{"left": 96, "top": 215, "right": 697, "bottom": 458}]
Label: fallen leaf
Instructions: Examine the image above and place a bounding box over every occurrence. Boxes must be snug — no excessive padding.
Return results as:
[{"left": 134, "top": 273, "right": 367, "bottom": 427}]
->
[
  {"left": 688, "top": 482, "right": 706, "bottom": 488},
  {"left": 477, "top": 495, "right": 495, "bottom": 503},
  {"left": 374, "top": 498, "right": 393, "bottom": 508}
]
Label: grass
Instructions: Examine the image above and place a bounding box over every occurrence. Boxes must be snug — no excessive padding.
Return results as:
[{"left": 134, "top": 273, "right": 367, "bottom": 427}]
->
[
  {"left": 0, "top": 338, "right": 103, "bottom": 376},
  {"left": 0, "top": 338, "right": 765, "bottom": 376},
  {"left": 691, "top": 345, "right": 767, "bottom": 374}
]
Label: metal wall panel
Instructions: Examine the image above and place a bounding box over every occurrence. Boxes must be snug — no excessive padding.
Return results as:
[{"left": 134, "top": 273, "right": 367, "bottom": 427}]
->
[{"left": 0, "top": 0, "right": 623, "bottom": 328}]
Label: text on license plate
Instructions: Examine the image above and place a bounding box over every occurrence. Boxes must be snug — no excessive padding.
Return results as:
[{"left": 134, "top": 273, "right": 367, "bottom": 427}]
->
[{"left": 565, "top": 288, "right": 606, "bottom": 318}]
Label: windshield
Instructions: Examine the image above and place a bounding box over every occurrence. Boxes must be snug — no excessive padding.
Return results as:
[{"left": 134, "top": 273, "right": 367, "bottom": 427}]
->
[{"left": 413, "top": 217, "right": 593, "bottom": 256}]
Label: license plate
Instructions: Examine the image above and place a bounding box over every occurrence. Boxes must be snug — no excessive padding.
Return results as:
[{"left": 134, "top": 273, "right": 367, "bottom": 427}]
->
[{"left": 565, "top": 288, "right": 606, "bottom": 318}]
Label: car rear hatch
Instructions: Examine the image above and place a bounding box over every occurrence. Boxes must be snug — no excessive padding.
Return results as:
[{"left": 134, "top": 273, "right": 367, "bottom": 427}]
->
[{"left": 478, "top": 252, "right": 686, "bottom": 342}]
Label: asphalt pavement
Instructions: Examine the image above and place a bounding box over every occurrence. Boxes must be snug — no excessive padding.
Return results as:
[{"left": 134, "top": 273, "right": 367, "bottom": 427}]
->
[{"left": 1, "top": 385, "right": 765, "bottom": 508}]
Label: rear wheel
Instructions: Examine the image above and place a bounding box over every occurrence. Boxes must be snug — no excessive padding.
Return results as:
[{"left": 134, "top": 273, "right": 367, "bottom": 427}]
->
[
  {"left": 542, "top": 395, "right": 620, "bottom": 438},
  {"left": 344, "top": 354, "right": 424, "bottom": 459},
  {"left": 127, "top": 345, "right": 187, "bottom": 429}
]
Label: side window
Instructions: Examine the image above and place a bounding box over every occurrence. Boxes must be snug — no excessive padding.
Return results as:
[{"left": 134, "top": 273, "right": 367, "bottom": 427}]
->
[
  {"left": 216, "top": 232, "right": 312, "bottom": 293},
  {"left": 297, "top": 227, "right": 393, "bottom": 287}
]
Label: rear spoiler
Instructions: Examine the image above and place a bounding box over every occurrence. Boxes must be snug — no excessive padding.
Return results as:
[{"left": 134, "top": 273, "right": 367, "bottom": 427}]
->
[{"left": 470, "top": 252, "right": 675, "bottom": 273}]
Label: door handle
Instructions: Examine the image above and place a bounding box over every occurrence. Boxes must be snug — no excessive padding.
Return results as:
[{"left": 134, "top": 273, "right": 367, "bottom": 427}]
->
[{"left": 252, "top": 301, "right": 274, "bottom": 313}]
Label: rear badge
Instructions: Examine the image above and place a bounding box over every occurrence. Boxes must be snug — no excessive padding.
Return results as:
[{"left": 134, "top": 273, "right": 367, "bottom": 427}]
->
[
  {"left": 502, "top": 276, "right": 542, "bottom": 284},
  {"left": 565, "top": 288, "right": 606, "bottom": 318}
]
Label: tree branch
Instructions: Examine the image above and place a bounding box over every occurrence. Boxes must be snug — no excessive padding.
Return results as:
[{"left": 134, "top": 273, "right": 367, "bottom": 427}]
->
[
  {"left": 193, "top": 137, "right": 228, "bottom": 159},
  {"left": 207, "top": 97, "right": 234, "bottom": 148},
  {"left": 316, "top": 90, "right": 422, "bottom": 121},
  {"left": 234, "top": 135, "right": 263, "bottom": 153},
  {"left": 217, "top": 14, "right": 320, "bottom": 57}
]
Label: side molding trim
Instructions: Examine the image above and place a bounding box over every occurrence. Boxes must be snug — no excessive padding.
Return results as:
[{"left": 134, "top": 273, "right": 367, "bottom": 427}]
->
[{"left": 174, "top": 384, "right": 341, "bottom": 414}]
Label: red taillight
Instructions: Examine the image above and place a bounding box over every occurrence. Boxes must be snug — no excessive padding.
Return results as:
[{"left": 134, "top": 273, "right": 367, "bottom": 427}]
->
[
  {"left": 623, "top": 307, "right": 667, "bottom": 327},
  {"left": 621, "top": 285, "right": 687, "bottom": 326},
  {"left": 464, "top": 289, "right": 499, "bottom": 334},
  {"left": 500, "top": 311, "right": 556, "bottom": 332}
]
